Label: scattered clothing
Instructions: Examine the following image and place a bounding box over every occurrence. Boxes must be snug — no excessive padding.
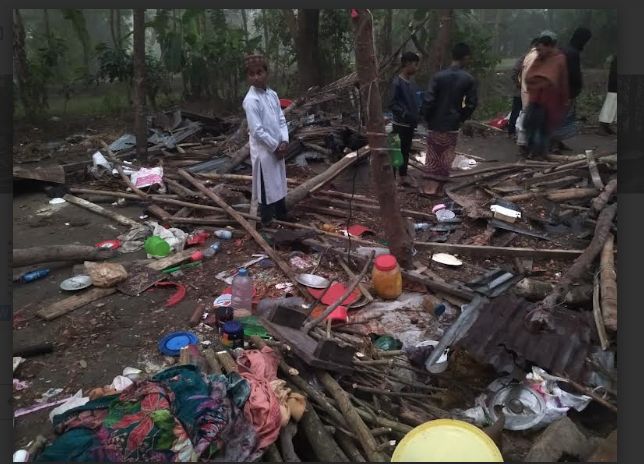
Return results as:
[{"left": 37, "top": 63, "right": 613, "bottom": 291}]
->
[
  {"left": 236, "top": 347, "right": 283, "bottom": 451},
  {"left": 37, "top": 366, "right": 261, "bottom": 462},
  {"left": 243, "top": 85, "right": 289, "bottom": 222},
  {"left": 269, "top": 379, "right": 307, "bottom": 427}
]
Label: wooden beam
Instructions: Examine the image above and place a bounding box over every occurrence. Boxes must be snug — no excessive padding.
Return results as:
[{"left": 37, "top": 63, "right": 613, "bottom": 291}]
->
[
  {"left": 63, "top": 194, "right": 141, "bottom": 228},
  {"left": 37, "top": 288, "right": 117, "bottom": 321}
]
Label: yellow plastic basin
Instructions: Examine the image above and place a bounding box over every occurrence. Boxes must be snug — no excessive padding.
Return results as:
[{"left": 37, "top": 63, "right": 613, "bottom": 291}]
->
[{"left": 392, "top": 419, "right": 503, "bottom": 462}]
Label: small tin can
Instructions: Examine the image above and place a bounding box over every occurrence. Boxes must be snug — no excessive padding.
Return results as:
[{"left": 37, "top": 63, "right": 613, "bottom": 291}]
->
[{"left": 222, "top": 321, "right": 244, "bottom": 349}]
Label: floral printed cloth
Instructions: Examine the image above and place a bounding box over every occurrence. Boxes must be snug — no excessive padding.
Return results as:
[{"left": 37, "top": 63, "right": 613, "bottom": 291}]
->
[{"left": 37, "top": 365, "right": 260, "bottom": 462}]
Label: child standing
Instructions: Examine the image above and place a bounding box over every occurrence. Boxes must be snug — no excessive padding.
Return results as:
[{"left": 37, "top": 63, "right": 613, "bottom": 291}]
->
[
  {"left": 387, "top": 52, "right": 421, "bottom": 187},
  {"left": 242, "top": 54, "right": 290, "bottom": 226}
]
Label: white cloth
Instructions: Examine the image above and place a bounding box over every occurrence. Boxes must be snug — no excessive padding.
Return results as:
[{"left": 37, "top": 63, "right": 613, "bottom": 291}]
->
[
  {"left": 243, "top": 86, "right": 289, "bottom": 205},
  {"left": 516, "top": 110, "right": 528, "bottom": 146},
  {"left": 599, "top": 92, "right": 617, "bottom": 124}
]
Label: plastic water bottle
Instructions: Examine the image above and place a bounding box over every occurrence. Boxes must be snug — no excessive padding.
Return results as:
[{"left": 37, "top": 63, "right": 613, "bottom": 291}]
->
[
  {"left": 214, "top": 230, "right": 232, "bottom": 240},
  {"left": 203, "top": 242, "right": 221, "bottom": 258},
  {"left": 231, "top": 268, "right": 253, "bottom": 313},
  {"left": 20, "top": 269, "right": 50, "bottom": 283}
]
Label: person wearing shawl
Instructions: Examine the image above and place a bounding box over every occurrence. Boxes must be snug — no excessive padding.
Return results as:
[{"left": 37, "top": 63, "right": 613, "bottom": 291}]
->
[
  {"left": 509, "top": 38, "right": 538, "bottom": 140},
  {"left": 522, "top": 31, "right": 570, "bottom": 158},
  {"left": 242, "top": 54, "right": 290, "bottom": 226},
  {"left": 515, "top": 42, "right": 540, "bottom": 154}
]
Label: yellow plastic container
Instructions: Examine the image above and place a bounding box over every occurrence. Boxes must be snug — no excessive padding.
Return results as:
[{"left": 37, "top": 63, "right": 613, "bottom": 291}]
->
[
  {"left": 392, "top": 419, "right": 503, "bottom": 462},
  {"left": 372, "top": 254, "right": 402, "bottom": 300}
]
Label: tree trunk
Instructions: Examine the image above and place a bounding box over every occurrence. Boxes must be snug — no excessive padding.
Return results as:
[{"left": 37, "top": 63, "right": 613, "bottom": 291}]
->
[
  {"left": 352, "top": 9, "right": 413, "bottom": 268},
  {"left": 262, "top": 9, "right": 270, "bottom": 52},
  {"left": 116, "top": 9, "right": 123, "bottom": 49},
  {"left": 284, "top": 9, "right": 321, "bottom": 92},
  {"left": 240, "top": 9, "right": 249, "bottom": 46},
  {"left": 133, "top": 9, "right": 148, "bottom": 161},
  {"left": 379, "top": 10, "right": 393, "bottom": 62},
  {"left": 109, "top": 9, "right": 118, "bottom": 50},
  {"left": 428, "top": 9, "right": 454, "bottom": 75},
  {"left": 13, "top": 10, "right": 36, "bottom": 120},
  {"left": 43, "top": 9, "right": 51, "bottom": 43}
]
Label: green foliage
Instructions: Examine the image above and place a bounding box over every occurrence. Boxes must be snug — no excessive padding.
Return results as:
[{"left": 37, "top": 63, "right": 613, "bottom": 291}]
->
[
  {"left": 60, "top": 9, "right": 92, "bottom": 75},
  {"left": 453, "top": 10, "right": 502, "bottom": 79},
  {"left": 95, "top": 43, "right": 131, "bottom": 84},
  {"left": 319, "top": 9, "right": 353, "bottom": 82}
]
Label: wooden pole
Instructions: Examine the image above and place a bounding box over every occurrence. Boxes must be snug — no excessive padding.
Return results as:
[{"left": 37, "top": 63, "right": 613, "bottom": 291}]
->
[
  {"left": 317, "top": 370, "right": 388, "bottom": 462},
  {"left": 13, "top": 245, "right": 117, "bottom": 267},
  {"left": 132, "top": 9, "right": 148, "bottom": 162},
  {"left": 178, "top": 169, "right": 311, "bottom": 300},
  {"left": 352, "top": 9, "right": 413, "bottom": 268},
  {"left": 63, "top": 194, "right": 141, "bottom": 228},
  {"left": 527, "top": 203, "right": 617, "bottom": 329},
  {"left": 600, "top": 234, "right": 617, "bottom": 331}
]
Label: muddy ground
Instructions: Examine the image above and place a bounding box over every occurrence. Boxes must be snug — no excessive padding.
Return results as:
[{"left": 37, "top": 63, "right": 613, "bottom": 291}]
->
[{"left": 12, "top": 115, "right": 616, "bottom": 451}]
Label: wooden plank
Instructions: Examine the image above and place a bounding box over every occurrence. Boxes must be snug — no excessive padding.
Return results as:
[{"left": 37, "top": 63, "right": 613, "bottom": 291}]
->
[
  {"left": 146, "top": 249, "right": 195, "bottom": 271},
  {"left": 13, "top": 165, "right": 65, "bottom": 184},
  {"left": 63, "top": 194, "right": 141, "bottom": 228},
  {"left": 37, "top": 288, "right": 117, "bottom": 321}
]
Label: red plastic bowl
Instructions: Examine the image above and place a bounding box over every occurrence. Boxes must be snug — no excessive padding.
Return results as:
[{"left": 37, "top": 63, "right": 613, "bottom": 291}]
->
[{"left": 279, "top": 98, "right": 293, "bottom": 109}]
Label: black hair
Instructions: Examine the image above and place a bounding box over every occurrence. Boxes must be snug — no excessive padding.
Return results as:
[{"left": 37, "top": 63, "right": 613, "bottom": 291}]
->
[
  {"left": 401, "top": 51, "right": 420, "bottom": 65},
  {"left": 535, "top": 36, "right": 556, "bottom": 47},
  {"left": 452, "top": 43, "right": 471, "bottom": 61},
  {"left": 530, "top": 37, "right": 539, "bottom": 47}
]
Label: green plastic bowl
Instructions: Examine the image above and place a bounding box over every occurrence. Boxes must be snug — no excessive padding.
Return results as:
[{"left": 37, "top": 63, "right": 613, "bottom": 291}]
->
[{"left": 145, "top": 236, "right": 171, "bottom": 257}]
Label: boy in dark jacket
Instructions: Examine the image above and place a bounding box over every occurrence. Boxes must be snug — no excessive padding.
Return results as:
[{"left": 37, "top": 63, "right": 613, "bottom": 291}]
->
[{"left": 387, "top": 52, "right": 420, "bottom": 187}]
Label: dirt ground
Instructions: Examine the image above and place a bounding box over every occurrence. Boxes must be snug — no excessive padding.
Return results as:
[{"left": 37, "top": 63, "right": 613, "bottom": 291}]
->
[{"left": 12, "top": 114, "right": 616, "bottom": 449}]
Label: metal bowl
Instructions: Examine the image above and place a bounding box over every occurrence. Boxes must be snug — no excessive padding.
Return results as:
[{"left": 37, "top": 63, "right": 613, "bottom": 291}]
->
[
  {"left": 488, "top": 385, "right": 547, "bottom": 431},
  {"left": 60, "top": 275, "right": 93, "bottom": 291},
  {"left": 295, "top": 273, "right": 331, "bottom": 289}
]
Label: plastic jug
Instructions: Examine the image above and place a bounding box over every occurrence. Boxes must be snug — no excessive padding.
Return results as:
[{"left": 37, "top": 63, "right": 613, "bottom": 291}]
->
[
  {"left": 372, "top": 254, "right": 402, "bottom": 300},
  {"left": 231, "top": 268, "right": 253, "bottom": 313}
]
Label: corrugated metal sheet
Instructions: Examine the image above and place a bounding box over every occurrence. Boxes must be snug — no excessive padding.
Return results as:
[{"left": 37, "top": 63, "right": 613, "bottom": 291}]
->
[{"left": 457, "top": 295, "right": 594, "bottom": 382}]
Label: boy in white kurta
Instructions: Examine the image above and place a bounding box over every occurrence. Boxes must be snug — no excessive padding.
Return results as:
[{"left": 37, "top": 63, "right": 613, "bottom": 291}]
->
[{"left": 242, "top": 54, "right": 290, "bottom": 226}]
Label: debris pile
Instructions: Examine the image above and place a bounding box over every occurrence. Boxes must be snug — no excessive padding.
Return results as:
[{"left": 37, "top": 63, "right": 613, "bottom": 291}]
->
[{"left": 13, "top": 96, "right": 617, "bottom": 461}]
